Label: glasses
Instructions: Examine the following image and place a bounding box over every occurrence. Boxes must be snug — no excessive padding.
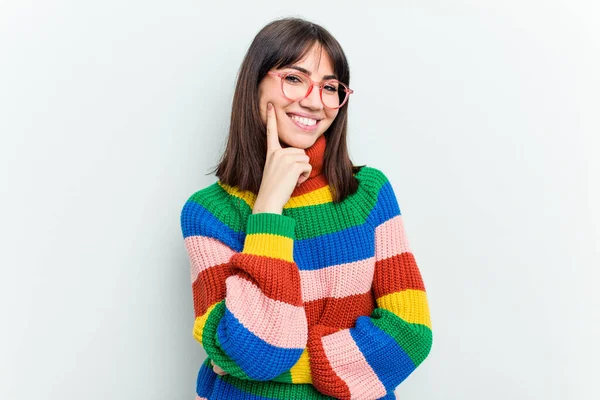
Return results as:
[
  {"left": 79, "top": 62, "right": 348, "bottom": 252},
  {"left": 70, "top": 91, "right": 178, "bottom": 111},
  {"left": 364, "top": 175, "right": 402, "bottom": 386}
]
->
[{"left": 267, "top": 70, "right": 354, "bottom": 109}]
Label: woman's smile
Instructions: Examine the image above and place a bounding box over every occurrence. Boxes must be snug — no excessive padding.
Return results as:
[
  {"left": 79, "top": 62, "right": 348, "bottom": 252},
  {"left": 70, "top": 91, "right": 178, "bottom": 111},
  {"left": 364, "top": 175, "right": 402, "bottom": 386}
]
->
[{"left": 287, "top": 112, "right": 320, "bottom": 132}]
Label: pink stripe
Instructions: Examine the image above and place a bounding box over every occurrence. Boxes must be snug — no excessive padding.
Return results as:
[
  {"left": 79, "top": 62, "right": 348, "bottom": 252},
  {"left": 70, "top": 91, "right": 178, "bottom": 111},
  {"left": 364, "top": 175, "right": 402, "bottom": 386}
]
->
[
  {"left": 195, "top": 395, "right": 207, "bottom": 400},
  {"left": 299, "top": 258, "right": 375, "bottom": 302},
  {"left": 375, "top": 215, "right": 411, "bottom": 261},
  {"left": 184, "top": 235, "right": 236, "bottom": 283},
  {"left": 225, "top": 275, "right": 307, "bottom": 348},
  {"left": 322, "top": 329, "right": 387, "bottom": 399}
]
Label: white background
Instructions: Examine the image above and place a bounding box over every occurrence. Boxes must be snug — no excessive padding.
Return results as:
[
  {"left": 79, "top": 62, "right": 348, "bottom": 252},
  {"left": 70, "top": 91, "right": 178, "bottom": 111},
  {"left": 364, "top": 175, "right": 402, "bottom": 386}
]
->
[{"left": 1, "top": 1, "right": 599, "bottom": 399}]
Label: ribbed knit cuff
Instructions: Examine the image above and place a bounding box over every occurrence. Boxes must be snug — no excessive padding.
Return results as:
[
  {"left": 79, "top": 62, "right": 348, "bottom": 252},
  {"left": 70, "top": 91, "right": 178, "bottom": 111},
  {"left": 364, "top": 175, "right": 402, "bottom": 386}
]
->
[
  {"left": 307, "top": 324, "right": 346, "bottom": 397},
  {"left": 242, "top": 213, "right": 296, "bottom": 262}
]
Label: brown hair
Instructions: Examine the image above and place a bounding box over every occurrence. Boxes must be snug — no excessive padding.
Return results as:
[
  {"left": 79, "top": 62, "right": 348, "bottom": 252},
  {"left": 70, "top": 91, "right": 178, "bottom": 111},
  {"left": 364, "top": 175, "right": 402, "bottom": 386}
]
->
[{"left": 210, "top": 17, "right": 364, "bottom": 203}]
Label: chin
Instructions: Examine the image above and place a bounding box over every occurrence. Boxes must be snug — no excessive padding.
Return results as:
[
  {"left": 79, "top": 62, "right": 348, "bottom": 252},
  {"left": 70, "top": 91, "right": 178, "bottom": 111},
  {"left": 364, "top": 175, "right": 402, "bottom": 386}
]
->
[{"left": 280, "top": 133, "right": 320, "bottom": 149}]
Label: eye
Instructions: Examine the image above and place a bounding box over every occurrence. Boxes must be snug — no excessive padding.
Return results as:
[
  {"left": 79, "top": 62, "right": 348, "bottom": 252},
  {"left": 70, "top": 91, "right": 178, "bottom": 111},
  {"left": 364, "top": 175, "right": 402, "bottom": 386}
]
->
[
  {"left": 323, "top": 82, "right": 338, "bottom": 93},
  {"left": 284, "top": 74, "right": 303, "bottom": 84}
]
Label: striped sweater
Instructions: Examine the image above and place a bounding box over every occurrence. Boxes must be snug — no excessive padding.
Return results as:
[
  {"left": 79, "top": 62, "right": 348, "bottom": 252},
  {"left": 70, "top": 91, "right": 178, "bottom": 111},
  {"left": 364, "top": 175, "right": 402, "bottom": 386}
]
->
[{"left": 180, "top": 134, "right": 432, "bottom": 400}]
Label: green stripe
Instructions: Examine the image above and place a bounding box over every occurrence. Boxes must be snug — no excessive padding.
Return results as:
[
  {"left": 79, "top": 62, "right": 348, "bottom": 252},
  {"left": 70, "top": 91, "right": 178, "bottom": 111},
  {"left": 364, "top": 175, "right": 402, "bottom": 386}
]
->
[
  {"left": 284, "top": 167, "right": 387, "bottom": 239},
  {"left": 272, "top": 369, "right": 293, "bottom": 383},
  {"left": 246, "top": 212, "right": 296, "bottom": 238},
  {"left": 187, "top": 182, "right": 251, "bottom": 231},
  {"left": 187, "top": 167, "right": 389, "bottom": 240},
  {"left": 370, "top": 308, "right": 433, "bottom": 366}
]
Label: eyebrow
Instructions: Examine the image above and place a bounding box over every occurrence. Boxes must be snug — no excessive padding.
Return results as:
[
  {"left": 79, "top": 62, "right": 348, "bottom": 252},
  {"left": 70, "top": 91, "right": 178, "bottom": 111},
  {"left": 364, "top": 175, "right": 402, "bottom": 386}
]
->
[{"left": 287, "top": 65, "right": 338, "bottom": 81}]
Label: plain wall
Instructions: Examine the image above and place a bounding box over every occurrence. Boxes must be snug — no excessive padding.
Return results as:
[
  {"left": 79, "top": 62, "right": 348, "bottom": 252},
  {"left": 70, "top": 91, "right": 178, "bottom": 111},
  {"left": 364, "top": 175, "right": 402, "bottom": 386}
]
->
[{"left": 1, "top": 1, "right": 598, "bottom": 399}]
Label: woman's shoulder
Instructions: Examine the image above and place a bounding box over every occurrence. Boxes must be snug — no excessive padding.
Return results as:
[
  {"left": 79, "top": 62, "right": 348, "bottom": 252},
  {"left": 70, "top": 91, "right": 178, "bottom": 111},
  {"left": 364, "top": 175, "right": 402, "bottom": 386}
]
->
[
  {"left": 182, "top": 180, "right": 224, "bottom": 209},
  {"left": 183, "top": 178, "right": 255, "bottom": 211},
  {"left": 354, "top": 165, "right": 394, "bottom": 194},
  {"left": 180, "top": 179, "right": 253, "bottom": 233},
  {"left": 354, "top": 165, "right": 402, "bottom": 214}
]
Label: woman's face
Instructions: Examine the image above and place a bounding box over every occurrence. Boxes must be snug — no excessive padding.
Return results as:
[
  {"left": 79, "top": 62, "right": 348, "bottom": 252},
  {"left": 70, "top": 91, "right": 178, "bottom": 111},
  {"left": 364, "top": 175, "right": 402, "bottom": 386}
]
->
[{"left": 258, "top": 45, "right": 339, "bottom": 149}]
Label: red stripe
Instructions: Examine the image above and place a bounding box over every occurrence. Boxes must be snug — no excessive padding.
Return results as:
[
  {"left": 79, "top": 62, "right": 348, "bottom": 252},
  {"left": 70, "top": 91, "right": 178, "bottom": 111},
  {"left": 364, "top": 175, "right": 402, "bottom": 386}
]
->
[
  {"left": 193, "top": 262, "right": 230, "bottom": 317},
  {"left": 229, "top": 253, "right": 304, "bottom": 306},
  {"left": 192, "top": 252, "right": 306, "bottom": 317},
  {"left": 373, "top": 252, "right": 425, "bottom": 298},
  {"left": 305, "top": 291, "right": 376, "bottom": 329}
]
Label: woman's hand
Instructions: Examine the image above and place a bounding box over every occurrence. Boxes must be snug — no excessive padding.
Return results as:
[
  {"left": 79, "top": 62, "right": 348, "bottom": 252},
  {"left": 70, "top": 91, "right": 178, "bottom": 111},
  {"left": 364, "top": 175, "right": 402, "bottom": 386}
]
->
[
  {"left": 211, "top": 360, "right": 228, "bottom": 376},
  {"left": 253, "top": 102, "right": 312, "bottom": 215}
]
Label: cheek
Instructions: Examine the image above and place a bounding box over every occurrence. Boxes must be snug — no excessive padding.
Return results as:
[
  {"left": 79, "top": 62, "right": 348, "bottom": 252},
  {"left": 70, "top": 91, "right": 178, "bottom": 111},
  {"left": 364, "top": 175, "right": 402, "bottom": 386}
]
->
[
  {"left": 257, "top": 86, "right": 267, "bottom": 124},
  {"left": 324, "top": 110, "right": 339, "bottom": 124},
  {"left": 259, "top": 81, "right": 283, "bottom": 103}
]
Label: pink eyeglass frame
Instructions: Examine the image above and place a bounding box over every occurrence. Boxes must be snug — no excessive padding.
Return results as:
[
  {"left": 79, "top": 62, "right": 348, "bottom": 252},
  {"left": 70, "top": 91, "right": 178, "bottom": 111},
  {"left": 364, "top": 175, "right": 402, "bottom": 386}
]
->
[{"left": 267, "top": 70, "right": 354, "bottom": 109}]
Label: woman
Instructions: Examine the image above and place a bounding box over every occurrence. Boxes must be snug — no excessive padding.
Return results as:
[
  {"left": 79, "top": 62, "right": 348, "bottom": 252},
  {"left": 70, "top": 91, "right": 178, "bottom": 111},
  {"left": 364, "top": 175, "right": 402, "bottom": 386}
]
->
[{"left": 180, "top": 17, "right": 433, "bottom": 400}]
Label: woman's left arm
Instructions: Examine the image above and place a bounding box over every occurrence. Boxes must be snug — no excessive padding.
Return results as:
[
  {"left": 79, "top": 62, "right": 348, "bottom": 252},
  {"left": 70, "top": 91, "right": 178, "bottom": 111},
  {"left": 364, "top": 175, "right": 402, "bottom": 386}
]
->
[{"left": 307, "top": 171, "right": 433, "bottom": 400}]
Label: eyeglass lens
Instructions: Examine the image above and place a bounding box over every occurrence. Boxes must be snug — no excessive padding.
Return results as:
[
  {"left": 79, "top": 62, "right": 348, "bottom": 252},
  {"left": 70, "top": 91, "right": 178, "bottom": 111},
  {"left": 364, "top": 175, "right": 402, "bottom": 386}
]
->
[{"left": 282, "top": 73, "right": 347, "bottom": 108}]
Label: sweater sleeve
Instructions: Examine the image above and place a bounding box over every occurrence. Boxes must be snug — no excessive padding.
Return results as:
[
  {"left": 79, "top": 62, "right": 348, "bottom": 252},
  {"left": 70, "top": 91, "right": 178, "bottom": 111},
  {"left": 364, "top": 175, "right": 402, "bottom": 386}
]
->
[
  {"left": 306, "top": 171, "right": 433, "bottom": 400},
  {"left": 180, "top": 192, "right": 308, "bottom": 381}
]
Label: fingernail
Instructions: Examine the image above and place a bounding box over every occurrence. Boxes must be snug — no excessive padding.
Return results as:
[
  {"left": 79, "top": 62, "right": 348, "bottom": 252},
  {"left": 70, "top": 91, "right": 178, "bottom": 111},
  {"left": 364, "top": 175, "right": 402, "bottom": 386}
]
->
[{"left": 267, "top": 103, "right": 273, "bottom": 110}]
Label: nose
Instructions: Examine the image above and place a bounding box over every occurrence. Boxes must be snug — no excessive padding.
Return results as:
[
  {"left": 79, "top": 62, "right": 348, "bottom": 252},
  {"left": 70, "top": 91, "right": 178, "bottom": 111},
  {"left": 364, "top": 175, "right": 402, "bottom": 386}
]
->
[{"left": 299, "top": 83, "right": 324, "bottom": 111}]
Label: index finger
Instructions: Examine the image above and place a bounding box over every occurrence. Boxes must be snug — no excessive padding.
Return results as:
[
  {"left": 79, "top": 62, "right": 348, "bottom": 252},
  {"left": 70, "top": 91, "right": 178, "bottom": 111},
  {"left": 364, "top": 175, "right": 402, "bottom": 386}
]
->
[{"left": 266, "top": 102, "right": 281, "bottom": 153}]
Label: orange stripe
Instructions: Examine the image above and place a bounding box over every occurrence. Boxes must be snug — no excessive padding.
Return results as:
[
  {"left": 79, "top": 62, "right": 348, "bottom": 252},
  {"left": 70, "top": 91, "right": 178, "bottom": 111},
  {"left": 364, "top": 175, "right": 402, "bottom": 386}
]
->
[
  {"left": 290, "top": 173, "right": 330, "bottom": 197},
  {"left": 307, "top": 324, "right": 352, "bottom": 399},
  {"left": 373, "top": 252, "right": 425, "bottom": 298}
]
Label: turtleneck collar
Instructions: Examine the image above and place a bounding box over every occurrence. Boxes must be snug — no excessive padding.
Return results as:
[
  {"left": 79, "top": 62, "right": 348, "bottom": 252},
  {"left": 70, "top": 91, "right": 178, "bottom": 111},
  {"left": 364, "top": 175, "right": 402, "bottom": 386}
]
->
[
  {"left": 287, "top": 133, "right": 329, "bottom": 197},
  {"left": 303, "top": 133, "right": 326, "bottom": 178}
]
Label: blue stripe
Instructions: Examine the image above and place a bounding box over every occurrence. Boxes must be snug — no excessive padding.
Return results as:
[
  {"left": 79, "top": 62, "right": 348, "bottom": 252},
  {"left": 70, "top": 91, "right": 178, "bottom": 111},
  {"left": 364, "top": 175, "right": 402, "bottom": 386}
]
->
[
  {"left": 181, "top": 200, "right": 244, "bottom": 252},
  {"left": 350, "top": 315, "right": 416, "bottom": 392},
  {"left": 196, "top": 358, "right": 218, "bottom": 398},
  {"left": 196, "top": 355, "right": 396, "bottom": 400},
  {"left": 295, "top": 180, "right": 401, "bottom": 270},
  {"left": 217, "top": 306, "right": 303, "bottom": 381},
  {"left": 205, "top": 373, "right": 295, "bottom": 400},
  {"left": 367, "top": 180, "right": 402, "bottom": 227},
  {"left": 294, "top": 222, "right": 375, "bottom": 270},
  {"left": 210, "top": 378, "right": 273, "bottom": 399}
]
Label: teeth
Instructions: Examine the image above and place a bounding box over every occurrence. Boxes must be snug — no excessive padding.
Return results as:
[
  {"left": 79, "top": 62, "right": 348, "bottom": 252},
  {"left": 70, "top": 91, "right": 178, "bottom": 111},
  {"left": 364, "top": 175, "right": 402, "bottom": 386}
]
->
[{"left": 290, "top": 114, "right": 317, "bottom": 126}]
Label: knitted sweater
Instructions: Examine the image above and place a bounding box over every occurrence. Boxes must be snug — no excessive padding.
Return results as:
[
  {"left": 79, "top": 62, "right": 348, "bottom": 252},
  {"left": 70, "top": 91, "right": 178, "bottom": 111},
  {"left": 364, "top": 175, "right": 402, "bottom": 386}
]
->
[{"left": 180, "top": 134, "right": 433, "bottom": 400}]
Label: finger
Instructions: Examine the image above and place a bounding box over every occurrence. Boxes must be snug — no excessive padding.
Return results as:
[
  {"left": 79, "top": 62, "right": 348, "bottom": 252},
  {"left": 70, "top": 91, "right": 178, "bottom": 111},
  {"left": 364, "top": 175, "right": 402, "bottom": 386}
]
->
[
  {"left": 296, "top": 162, "right": 312, "bottom": 186},
  {"left": 213, "top": 364, "right": 227, "bottom": 375},
  {"left": 266, "top": 102, "right": 281, "bottom": 153},
  {"left": 211, "top": 361, "right": 222, "bottom": 372}
]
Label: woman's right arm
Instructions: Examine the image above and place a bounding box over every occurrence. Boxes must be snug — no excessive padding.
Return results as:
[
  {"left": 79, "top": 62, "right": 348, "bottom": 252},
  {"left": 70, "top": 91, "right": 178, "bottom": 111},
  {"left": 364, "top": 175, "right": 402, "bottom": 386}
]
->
[
  {"left": 180, "top": 192, "right": 307, "bottom": 381},
  {"left": 181, "top": 102, "right": 313, "bottom": 381}
]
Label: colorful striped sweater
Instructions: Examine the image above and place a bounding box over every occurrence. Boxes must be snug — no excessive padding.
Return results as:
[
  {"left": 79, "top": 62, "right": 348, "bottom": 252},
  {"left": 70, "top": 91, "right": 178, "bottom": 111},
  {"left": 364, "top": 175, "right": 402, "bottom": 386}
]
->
[{"left": 180, "top": 134, "right": 432, "bottom": 400}]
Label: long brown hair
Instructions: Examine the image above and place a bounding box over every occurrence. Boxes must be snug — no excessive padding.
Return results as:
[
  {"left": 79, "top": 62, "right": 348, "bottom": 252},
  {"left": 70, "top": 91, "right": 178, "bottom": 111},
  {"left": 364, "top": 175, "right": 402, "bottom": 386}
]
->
[{"left": 210, "top": 17, "right": 363, "bottom": 203}]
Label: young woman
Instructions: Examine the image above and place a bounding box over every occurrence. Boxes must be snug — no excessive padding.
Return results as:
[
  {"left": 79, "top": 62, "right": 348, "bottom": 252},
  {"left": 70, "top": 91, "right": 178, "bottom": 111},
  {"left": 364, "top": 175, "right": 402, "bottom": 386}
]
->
[{"left": 180, "top": 17, "right": 433, "bottom": 400}]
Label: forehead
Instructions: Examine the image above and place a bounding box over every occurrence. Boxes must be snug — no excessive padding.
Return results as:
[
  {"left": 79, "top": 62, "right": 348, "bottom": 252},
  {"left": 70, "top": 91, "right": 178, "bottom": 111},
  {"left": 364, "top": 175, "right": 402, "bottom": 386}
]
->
[{"left": 293, "top": 44, "right": 334, "bottom": 78}]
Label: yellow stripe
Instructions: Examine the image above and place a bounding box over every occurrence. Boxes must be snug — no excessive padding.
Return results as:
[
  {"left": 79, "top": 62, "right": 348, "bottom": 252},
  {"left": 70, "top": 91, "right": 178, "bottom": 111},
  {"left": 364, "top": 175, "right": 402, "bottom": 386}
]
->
[
  {"left": 377, "top": 289, "right": 432, "bottom": 329},
  {"left": 242, "top": 233, "right": 294, "bottom": 262},
  {"left": 289, "top": 348, "right": 312, "bottom": 384},
  {"left": 193, "top": 302, "right": 219, "bottom": 344},
  {"left": 218, "top": 181, "right": 257, "bottom": 208},
  {"left": 284, "top": 186, "right": 333, "bottom": 209},
  {"left": 218, "top": 180, "right": 333, "bottom": 209}
]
